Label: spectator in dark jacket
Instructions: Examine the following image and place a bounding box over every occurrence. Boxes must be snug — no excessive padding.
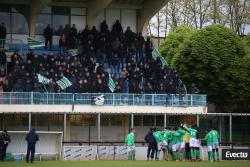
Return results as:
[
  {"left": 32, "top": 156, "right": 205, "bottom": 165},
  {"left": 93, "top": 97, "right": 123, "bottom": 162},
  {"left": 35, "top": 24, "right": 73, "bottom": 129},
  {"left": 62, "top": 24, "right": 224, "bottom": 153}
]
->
[
  {"left": 0, "top": 48, "right": 6, "bottom": 66},
  {"left": 25, "top": 129, "right": 39, "bottom": 163},
  {"left": 0, "top": 48, "right": 6, "bottom": 75},
  {"left": 43, "top": 24, "right": 53, "bottom": 49},
  {"left": 69, "top": 24, "right": 77, "bottom": 49},
  {"left": 144, "top": 128, "right": 157, "bottom": 160}
]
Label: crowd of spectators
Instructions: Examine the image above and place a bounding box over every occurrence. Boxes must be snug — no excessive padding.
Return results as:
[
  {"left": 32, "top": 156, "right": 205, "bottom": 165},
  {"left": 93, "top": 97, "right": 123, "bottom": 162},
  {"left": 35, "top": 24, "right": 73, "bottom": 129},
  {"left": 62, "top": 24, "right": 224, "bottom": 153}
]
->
[{"left": 0, "top": 20, "right": 183, "bottom": 94}]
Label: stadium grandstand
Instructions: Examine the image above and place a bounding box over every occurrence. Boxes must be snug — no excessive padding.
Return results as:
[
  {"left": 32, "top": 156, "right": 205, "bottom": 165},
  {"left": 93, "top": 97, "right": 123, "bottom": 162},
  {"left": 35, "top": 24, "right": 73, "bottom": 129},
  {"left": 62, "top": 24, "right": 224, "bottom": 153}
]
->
[{"left": 0, "top": 0, "right": 249, "bottom": 162}]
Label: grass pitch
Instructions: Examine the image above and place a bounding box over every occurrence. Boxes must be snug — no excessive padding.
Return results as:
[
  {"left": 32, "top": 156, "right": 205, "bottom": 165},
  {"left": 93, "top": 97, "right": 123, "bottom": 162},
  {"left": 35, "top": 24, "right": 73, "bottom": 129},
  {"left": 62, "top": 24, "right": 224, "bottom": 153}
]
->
[{"left": 0, "top": 160, "right": 249, "bottom": 167}]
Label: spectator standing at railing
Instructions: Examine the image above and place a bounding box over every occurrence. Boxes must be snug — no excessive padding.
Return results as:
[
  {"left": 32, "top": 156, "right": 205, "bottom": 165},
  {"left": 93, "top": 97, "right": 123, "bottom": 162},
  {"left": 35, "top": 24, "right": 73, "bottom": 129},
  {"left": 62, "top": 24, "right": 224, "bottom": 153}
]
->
[
  {"left": 145, "top": 37, "right": 153, "bottom": 63},
  {"left": 11, "top": 50, "right": 22, "bottom": 69},
  {"left": 0, "top": 22, "right": 7, "bottom": 48},
  {"left": 124, "top": 26, "right": 135, "bottom": 47},
  {"left": 69, "top": 24, "right": 77, "bottom": 49},
  {"left": 59, "top": 34, "right": 67, "bottom": 52},
  {"left": 100, "top": 20, "right": 108, "bottom": 33},
  {"left": 43, "top": 24, "right": 53, "bottom": 50},
  {"left": 112, "top": 20, "right": 123, "bottom": 40}
]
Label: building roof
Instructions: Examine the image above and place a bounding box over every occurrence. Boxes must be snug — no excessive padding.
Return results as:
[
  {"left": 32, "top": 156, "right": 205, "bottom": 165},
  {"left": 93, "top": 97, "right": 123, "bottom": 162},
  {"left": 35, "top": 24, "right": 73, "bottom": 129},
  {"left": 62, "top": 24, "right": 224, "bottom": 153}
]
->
[{"left": 0, "top": 0, "right": 147, "bottom": 8}]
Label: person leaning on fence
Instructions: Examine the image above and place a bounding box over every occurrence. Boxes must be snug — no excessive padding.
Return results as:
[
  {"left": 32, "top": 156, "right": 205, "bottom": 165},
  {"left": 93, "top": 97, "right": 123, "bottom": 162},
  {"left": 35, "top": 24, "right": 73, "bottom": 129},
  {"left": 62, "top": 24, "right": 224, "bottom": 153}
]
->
[
  {"left": 25, "top": 129, "right": 39, "bottom": 163},
  {"left": 125, "top": 128, "right": 136, "bottom": 160}
]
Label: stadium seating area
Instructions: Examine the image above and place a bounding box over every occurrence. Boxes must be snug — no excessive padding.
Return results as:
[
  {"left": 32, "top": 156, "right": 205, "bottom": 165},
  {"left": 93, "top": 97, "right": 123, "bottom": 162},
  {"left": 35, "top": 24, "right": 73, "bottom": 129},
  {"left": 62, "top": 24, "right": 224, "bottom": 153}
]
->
[{"left": 0, "top": 20, "right": 183, "bottom": 94}]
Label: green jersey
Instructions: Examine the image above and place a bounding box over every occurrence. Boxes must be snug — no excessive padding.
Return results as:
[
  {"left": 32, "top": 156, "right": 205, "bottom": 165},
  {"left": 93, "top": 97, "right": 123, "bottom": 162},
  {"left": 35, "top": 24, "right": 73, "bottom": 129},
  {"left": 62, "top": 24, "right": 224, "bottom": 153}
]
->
[
  {"left": 210, "top": 130, "right": 219, "bottom": 143},
  {"left": 184, "top": 124, "right": 197, "bottom": 139},
  {"left": 125, "top": 132, "right": 135, "bottom": 146},
  {"left": 171, "top": 131, "right": 181, "bottom": 144},
  {"left": 177, "top": 130, "right": 186, "bottom": 142},
  {"left": 203, "top": 132, "right": 212, "bottom": 146},
  {"left": 162, "top": 130, "right": 172, "bottom": 143},
  {"left": 153, "top": 131, "right": 162, "bottom": 143}
]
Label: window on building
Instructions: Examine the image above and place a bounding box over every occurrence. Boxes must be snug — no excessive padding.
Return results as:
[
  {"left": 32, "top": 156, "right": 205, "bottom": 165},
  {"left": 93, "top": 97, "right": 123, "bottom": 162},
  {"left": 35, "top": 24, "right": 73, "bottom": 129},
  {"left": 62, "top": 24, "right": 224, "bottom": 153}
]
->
[
  {"left": 35, "top": 14, "right": 52, "bottom": 35},
  {"left": 0, "top": 12, "right": 11, "bottom": 33},
  {"left": 35, "top": 7, "right": 52, "bottom": 35},
  {"left": 11, "top": 11, "right": 28, "bottom": 34},
  {"left": 70, "top": 7, "right": 86, "bottom": 32}
]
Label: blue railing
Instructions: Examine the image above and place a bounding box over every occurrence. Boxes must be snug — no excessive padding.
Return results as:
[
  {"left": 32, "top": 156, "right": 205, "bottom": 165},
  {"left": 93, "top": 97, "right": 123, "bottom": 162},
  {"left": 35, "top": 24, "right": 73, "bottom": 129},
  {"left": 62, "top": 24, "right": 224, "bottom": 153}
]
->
[{"left": 0, "top": 92, "right": 206, "bottom": 107}]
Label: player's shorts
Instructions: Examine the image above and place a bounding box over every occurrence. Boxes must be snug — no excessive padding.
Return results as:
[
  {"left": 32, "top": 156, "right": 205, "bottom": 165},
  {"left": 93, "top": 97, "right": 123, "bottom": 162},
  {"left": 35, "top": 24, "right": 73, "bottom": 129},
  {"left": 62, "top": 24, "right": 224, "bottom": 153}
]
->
[
  {"left": 212, "top": 142, "right": 219, "bottom": 149},
  {"left": 172, "top": 144, "right": 178, "bottom": 152},
  {"left": 157, "top": 142, "right": 163, "bottom": 150},
  {"left": 189, "top": 138, "right": 196, "bottom": 147},
  {"left": 207, "top": 146, "right": 212, "bottom": 152},
  {"left": 180, "top": 142, "right": 185, "bottom": 149},
  {"left": 127, "top": 145, "right": 135, "bottom": 152},
  {"left": 162, "top": 140, "right": 168, "bottom": 149},
  {"left": 195, "top": 139, "right": 201, "bottom": 147},
  {"left": 176, "top": 142, "right": 181, "bottom": 150}
]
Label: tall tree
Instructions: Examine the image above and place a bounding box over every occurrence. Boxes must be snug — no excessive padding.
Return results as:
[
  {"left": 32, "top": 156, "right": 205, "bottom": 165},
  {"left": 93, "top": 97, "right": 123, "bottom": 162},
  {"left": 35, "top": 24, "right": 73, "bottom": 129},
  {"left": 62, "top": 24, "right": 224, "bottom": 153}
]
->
[{"left": 172, "top": 25, "right": 250, "bottom": 112}]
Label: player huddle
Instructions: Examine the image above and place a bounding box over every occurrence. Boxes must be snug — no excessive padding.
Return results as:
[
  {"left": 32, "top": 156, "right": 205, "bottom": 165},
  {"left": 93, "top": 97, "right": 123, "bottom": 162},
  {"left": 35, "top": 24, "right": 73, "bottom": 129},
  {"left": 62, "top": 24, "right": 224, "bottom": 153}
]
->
[{"left": 125, "top": 124, "right": 220, "bottom": 162}]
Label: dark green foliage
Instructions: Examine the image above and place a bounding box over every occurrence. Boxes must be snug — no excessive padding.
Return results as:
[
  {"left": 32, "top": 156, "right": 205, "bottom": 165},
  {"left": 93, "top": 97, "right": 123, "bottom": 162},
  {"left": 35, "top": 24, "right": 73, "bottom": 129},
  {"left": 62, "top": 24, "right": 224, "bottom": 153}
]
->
[
  {"left": 159, "top": 26, "right": 197, "bottom": 63},
  {"left": 169, "top": 25, "right": 250, "bottom": 112}
]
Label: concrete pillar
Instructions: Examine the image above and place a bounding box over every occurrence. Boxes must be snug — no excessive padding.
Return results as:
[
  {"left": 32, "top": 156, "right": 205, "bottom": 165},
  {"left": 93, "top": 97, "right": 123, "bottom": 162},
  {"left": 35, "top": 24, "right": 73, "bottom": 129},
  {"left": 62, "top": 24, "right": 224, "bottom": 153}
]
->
[
  {"left": 63, "top": 113, "right": 67, "bottom": 141},
  {"left": 131, "top": 113, "right": 134, "bottom": 129},
  {"left": 123, "top": 115, "right": 130, "bottom": 137},
  {"left": 97, "top": 113, "right": 101, "bottom": 142},
  {"left": 137, "top": 0, "right": 169, "bottom": 35},
  {"left": 28, "top": 112, "right": 32, "bottom": 131},
  {"left": 87, "top": 0, "right": 112, "bottom": 27},
  {"left": 164, "top": 113, "right": 167, "bottom": 127},
  {"left": 196, "top": 114, "right": 200, "bottom": 127}
]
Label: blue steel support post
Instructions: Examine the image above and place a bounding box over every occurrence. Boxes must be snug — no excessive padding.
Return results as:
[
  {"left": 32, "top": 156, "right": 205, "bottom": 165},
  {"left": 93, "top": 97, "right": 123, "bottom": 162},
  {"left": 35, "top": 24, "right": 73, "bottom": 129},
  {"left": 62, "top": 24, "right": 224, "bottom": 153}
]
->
[
  {"left": 31, "top": 92, "right": 33, "bottom": 104},
  {"left": 152, "top": 94, "right": 154, "bottom": 106},
  {"left": 191, "top": 95, "right": 193, "bottom": 106},
  {"left": 9, "top": 92, "right": 11, "bottom": 104}
]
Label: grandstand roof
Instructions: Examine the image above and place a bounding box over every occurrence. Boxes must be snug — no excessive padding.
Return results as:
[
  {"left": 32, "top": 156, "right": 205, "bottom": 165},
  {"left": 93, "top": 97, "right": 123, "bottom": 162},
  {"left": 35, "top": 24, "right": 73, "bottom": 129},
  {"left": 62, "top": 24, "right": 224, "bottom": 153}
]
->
[
  {"left": 0, "top": 0, "right": 169, "bottom": 35},
  {"left": 0, "top": 0, "right": 146, "bottom": 8}
]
